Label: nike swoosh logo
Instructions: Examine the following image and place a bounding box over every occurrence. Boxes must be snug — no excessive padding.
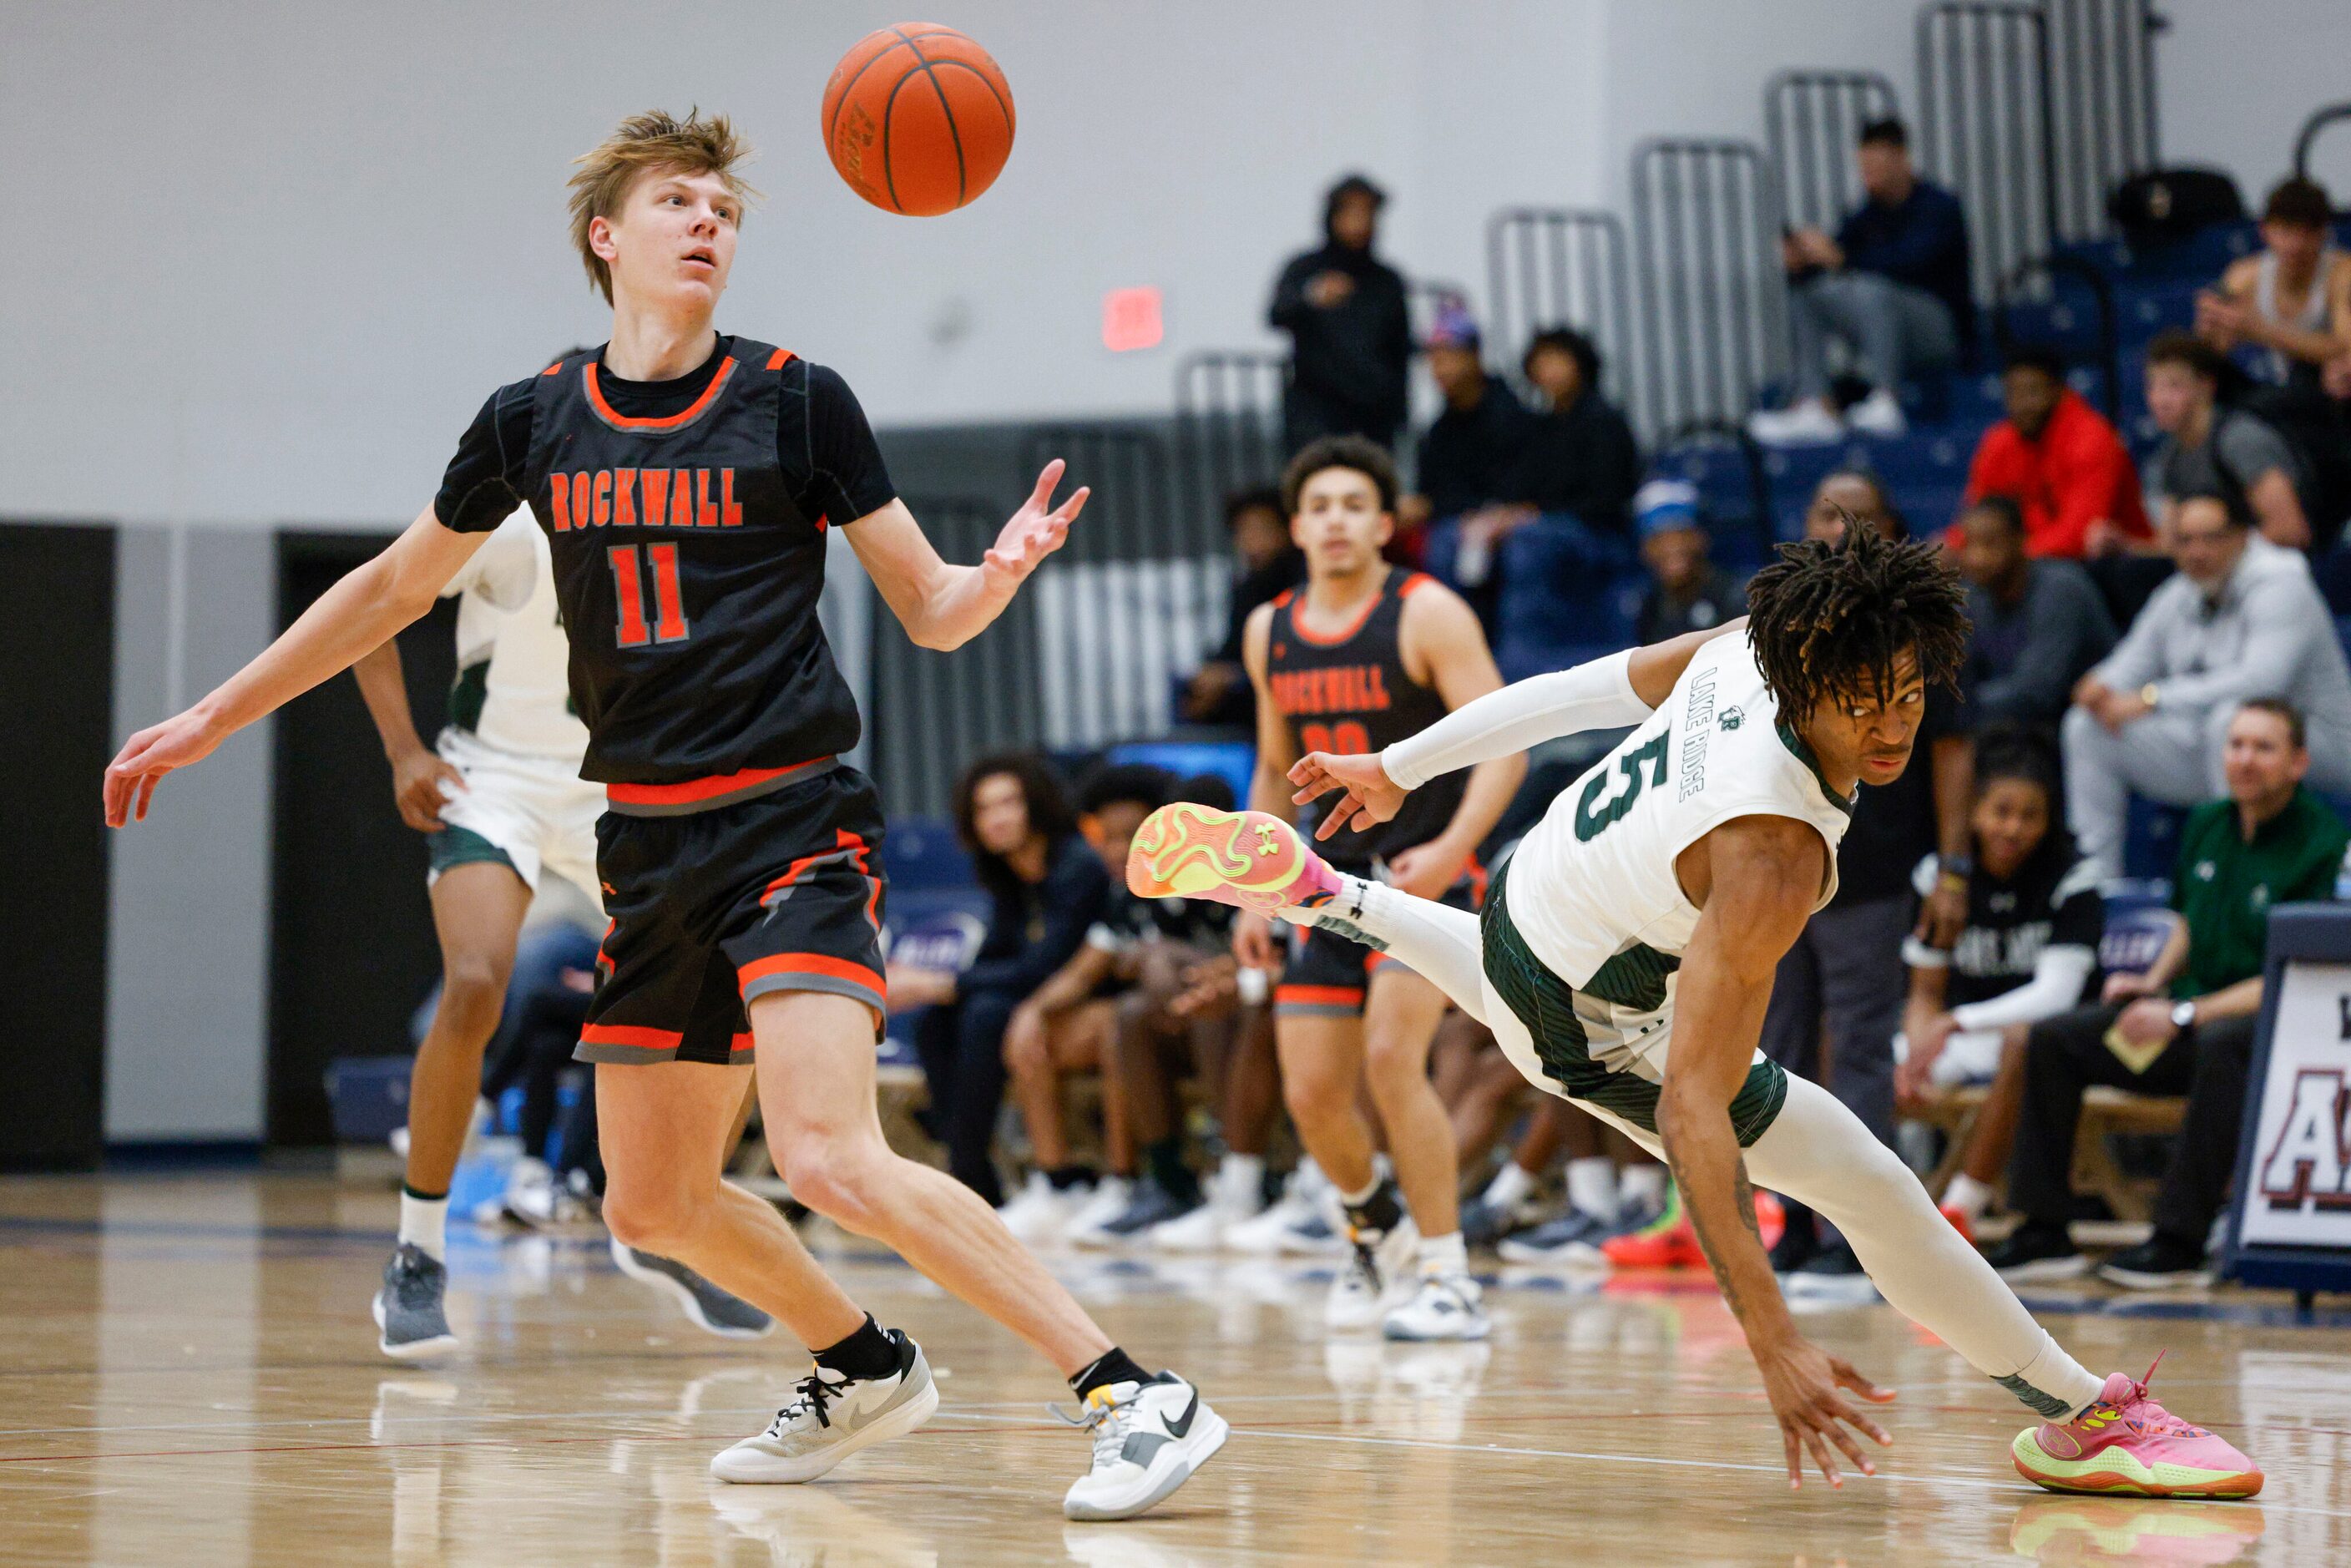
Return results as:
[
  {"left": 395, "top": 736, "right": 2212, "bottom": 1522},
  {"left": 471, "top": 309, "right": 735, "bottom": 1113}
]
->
[{"left": 1165, "top": 1389, "right": 1199, "bottom": 1439}]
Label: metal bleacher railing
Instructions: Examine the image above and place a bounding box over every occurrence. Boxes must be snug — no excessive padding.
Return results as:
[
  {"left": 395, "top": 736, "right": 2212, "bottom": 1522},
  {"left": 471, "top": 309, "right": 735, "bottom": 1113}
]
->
[
  {"left": 1765, "top": 68, "right": 1902, "bottom": 236},
  {"left": 1631, "top": 137, "right": 1787, "bottom": 443},
  {"left": 2293, "top": 101, "right": 2351, "bottom": 185},
  {"left": 1174, "top": 350, "right": 1287, "bottom": 529},
  {"left": 1482, "top": 207, "right": 1635, "bottom": 411}
]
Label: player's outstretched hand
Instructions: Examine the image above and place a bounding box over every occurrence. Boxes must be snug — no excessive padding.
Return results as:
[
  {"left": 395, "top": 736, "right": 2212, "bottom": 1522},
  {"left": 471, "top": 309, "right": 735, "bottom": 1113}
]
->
[
  {"left": 391, "top": 746, "right": 467, "bottom": 833},
  {"left": 983, "top": 459, "right": 1089, "bottom": 588},
  {"left": 1288, "top": 750, "right": 1408, "bottom": 841},
  {"left": 1755, "top": 1333, "right": 1895, "bottom": 1490},
  {"left": 102, "top": 708, "right": 225, "bottom": 827}
]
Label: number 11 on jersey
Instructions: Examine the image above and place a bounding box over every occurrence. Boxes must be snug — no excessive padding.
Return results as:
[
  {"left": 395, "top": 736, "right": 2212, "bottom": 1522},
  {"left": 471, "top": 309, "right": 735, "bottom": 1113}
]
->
[{"left": 608, "top": 543, "right": 690, "bottom": 646}]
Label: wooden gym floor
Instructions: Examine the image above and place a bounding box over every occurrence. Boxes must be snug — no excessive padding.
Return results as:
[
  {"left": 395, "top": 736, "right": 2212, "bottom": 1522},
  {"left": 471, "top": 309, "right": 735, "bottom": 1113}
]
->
[{"left": 1, "top": 1171, "right": 2345, "bottom": 1565}]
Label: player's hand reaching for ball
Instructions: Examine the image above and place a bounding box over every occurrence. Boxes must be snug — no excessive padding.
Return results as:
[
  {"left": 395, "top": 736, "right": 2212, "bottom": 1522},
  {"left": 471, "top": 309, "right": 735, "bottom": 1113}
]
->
[
  {"left": 1755, "top": 1332, "right": 1896, "bottom": 1490},
  {"left": 388, "top": 745, "right": 467, "bottom": 834},
  {"left": 983, "top": 460, "right": 1089, "bottom": 589},
  {"left": 103, "top": 707, "right": 226, "bottom": 827},
  {"left": 1288, "top": 750, "right": 1408, "bottom": 841}
]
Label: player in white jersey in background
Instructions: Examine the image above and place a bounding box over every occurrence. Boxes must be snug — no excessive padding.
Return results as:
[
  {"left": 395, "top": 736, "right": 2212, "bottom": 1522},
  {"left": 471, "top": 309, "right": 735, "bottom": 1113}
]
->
[
  {"left": 1131, "top": 523, "right": 2263, "bottom": 1500},
  {"left": 354, "top": 502, "right": 768, "bottom": 1358}
]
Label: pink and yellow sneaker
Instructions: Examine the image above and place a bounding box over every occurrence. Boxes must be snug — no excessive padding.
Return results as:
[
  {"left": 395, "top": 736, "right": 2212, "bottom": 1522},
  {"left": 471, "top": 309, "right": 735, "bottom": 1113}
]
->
[
  {"left": 1127, "top": 804, "right": 1346, "bottom": 918},
  {"left": 2012, "top": 1359, "right": 2263, "bottom": 1500}
]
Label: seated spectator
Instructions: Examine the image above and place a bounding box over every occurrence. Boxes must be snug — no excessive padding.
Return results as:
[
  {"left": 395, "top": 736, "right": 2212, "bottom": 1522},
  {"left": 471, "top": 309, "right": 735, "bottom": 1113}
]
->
[
  {"left": 2145, "top": 331, "right": 2312, "bottom": 549},
  {"left": 896, "top": 754, "right": 1107, "bottom": 1206},
  {"left": 1962, "top": 342, "right": 2150, "bottom": 559},
  {"left": 1519, "top": 326, "right": 1643, "bottom": 542},
  {"left": 2063, "top": 489, "right": 2351, "bottom": 879},
  {"left": 2197, "top": 175, "right": 2351, "bottom": 549},
  {"left": 1954, "top": 495, "right": 2118, "bottom": 730},
  {"left": 1750, "top": 116, "right": 1970, "bottom": 444},
  {"left": 1182, "top": 486, "right": 1304, "bottom": 726},
  {"left": 1990, "top": 701, "right": 2349, "bottom": 1287},
  {"left": 1893, "top": 730, "right": 2103, "bottom": 1232},
  {"left": 1269, "top": 172, "right": 1411, "bottom": 455},
  {"left": 1631, "top": 479, "right": 1746, "bottom": 645},
  {"left": 1405, "top": 306, "right": 1537, "bottom": 527}
]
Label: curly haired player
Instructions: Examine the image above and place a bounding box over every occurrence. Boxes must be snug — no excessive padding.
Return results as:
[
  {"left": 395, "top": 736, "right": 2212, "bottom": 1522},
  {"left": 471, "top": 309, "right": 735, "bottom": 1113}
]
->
[{"left": 1130, "top": 522, "right": 2261, "bottom": 1500}]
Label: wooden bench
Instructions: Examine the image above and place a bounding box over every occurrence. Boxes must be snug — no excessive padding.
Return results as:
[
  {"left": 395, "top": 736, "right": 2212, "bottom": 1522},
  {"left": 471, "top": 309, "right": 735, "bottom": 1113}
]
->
[{"left": 1910, "top": 1083, "right": 2187, "bottom": 1222}]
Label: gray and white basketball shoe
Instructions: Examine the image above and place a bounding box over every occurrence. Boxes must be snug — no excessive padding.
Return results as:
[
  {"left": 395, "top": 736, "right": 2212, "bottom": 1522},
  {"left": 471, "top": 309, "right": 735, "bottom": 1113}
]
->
[
  {"left": 373, "top": 1243, "right": 459, "bottom": 1360},
  {"left": 710, "top": 1330, "right": 938, "bottom": 1484},
  {"left": 610, "top": 1237, "right": 774, "bottom": 1339}
]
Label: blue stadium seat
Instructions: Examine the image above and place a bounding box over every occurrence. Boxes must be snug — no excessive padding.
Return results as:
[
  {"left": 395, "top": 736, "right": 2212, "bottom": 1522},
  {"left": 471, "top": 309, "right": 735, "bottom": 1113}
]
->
[
  {"left": 2122, "top": 794, "right": 2187, "bottom": 883},
  {"left": 1108, "top": 739, "right": 1255, "bottom": 807},
  {"left": 882, "top": 814, "right": 975, "bottom": 892}
]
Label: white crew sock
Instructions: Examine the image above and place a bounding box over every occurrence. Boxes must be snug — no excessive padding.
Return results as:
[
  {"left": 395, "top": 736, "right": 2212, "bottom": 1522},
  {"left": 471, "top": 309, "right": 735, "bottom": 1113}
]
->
[
  {"left": 1317, "top": 877, "right": 1491, "bottom": 1025},
  {"left": 1942, "top": 1171, "right": 1995, "bottom": 1222},
  {"left": 1567, "top": 1156, "right": 1620, "bottom": 1222},
  {"left": 1481, "top": 1161, "right": 1535, "bottom": 1212},
  {"left": 1416, "top": 1231, "right": 1469, "bottom": 1277},
  {"left": 1220, "top": 1153, "right": 1267, "bottom": 1207},
  {"left": 1339, "top": 1155, "right": 1393, "bottom": 1209},
  {"left": 1619, "top": 1164, "right": 1667, "bottom": 1208},
  {"left": 400, "top": 1188, "right": 449, "bottom": 1263}
]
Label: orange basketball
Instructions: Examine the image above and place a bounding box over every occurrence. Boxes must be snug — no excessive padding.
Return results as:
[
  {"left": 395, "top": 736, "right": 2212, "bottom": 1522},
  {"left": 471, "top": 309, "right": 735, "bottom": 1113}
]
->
[{"left": 822, "top": 23, "right": 1015, "bottom": 217}]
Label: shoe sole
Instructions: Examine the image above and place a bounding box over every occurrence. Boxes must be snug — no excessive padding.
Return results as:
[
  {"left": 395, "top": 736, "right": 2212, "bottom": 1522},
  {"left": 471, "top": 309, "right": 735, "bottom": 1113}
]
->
[
  {"left": 1383, "top": 1313, "right": 1493, "bottom": 1343},
  {"left": 1064, "top": 1409, "right": 1231, "bottom": 1521},
  {"left": 2095, "top": 1265, "right": 2215, "bottom": 1290},
  {"left": 372, "top": 1290, "right": 458, "bottom": 1362},
  {"left": 1128, "top": 804, "right": 1319, "bottom": 916},
  {"left": 611, "top": 1240, "right": 775, "bottom": 1340},
  {"left": 2013, "top": 1431, "right": 2263, "bottom": 1500},
  {"left": 1996, "top": 1255, "right": 2094, "bottom": 1283},
  {"left": 710, "top": 1376, "right": 941, "bottom": 1484}
]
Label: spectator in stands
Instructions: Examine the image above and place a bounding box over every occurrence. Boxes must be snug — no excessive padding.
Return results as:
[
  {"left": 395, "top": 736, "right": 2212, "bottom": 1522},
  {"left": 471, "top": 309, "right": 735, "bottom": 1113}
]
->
[
  {"left": 1519, "top": 326, "right": 1644, "bottom": 542},
  {"left": 897, "top": 755, "right": 1107, "bottom": 1206},
  {"left": 1990, "top": 701, "right": 2349, "bottom": 1287},
  {"left": 2145, "top": 331, "right": 2312, "bottom": 549},
  {"left": 2063, "top": 488, "right": 2351, "bottom": 880},
  {"left": 1631, "top": 478, "right": 1746, "bottom": 645},
  {"left": 1269, "top": 173, "right": 1413, "bottom": 456},
  {"left": 1893, "top": 730, "right": 2102, "bottom": 1234},
  {"left": 1763, "top": 471, "right": 1976, "bottom": 1283},
  {"left": 1962, "top": 342, "right": 2150, "bottom": 559},
  {"left": 1954, "top": 494, "right": 2117, "bottom": 730},
  {"left": 1183, "top": 487, "right": 1304, "bottom": 726},
  {"left": 1407, "top": 306, "right": 1537, "bottom": 524},
  {"left": 1750, "top": 117, "right": 1971, "bottom": 444}
]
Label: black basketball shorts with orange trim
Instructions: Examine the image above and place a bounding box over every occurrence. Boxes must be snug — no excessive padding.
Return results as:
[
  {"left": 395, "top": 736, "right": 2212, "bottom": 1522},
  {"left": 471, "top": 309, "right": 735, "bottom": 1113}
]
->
[
  {"left": 576, "top": 764, "right": 887, "bottom": 1066},
  {"left": 1272, "top": 863, "right": 1485, "bottom": 1020}
]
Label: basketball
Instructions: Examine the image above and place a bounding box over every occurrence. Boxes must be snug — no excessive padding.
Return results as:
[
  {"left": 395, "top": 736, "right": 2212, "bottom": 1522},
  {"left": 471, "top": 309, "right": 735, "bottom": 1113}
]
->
[{"left": 822, "top": 23, "right": 1015, "bottom": 216}]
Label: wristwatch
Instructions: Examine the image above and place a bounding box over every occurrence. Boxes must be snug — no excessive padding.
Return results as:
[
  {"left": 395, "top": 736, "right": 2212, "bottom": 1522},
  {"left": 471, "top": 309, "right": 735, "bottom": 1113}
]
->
[{"left": 2171, "top": 999, "right": 2197, "bottom": 1030}]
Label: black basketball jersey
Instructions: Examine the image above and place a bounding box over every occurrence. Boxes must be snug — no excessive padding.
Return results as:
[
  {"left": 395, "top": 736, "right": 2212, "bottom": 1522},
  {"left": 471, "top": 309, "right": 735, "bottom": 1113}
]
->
[
  {"left": 508, "top": 341, "right": 859, "bottom": 809},
  {"left": 1266, "top": 568, "right": 1464, "bottom": 868},
  {"left": 1906, "top": 841, "right": 2104, "bottom": 1011}
]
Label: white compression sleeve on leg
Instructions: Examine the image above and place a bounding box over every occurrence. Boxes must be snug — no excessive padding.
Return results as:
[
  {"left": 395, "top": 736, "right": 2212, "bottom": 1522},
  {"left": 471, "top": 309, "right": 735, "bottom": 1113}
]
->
[
  {"left": 1742, "top": 1076, "right": 2105, "bottom": 1421},
  {"left": 1319, "top": 876, "right": 1492, "bottom": 1025},
  {"left": 1380, "top": 648, "right": 1648, "bottom": 790}
]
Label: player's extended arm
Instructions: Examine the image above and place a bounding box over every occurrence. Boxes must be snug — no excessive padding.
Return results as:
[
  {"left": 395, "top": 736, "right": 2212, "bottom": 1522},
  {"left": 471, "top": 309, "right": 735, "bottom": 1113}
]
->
[
  {"left": 846, "top": 462, "right": 1090, "bottom": 650},
  {"left": 1387, "top": 582, "right": 1525, "bottom": 888},
  {"left": 1291, "top": 620, "right": 1744, "bottom": 840},
  {"left": 1661, "top": 813, "right": 1896, "bottom": 1489},
  {"left": 351, "top": 639, "right": 466, "bottom": 834},
  {"left": 104, "top": 508, "right": 488, "bottom": 827}
]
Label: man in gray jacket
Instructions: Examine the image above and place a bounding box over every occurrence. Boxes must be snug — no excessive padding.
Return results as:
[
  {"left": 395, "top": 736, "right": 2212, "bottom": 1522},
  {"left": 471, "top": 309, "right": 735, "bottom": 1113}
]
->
[{"left": 2065, "top": 488, "right": 2351, "bottom": 878}]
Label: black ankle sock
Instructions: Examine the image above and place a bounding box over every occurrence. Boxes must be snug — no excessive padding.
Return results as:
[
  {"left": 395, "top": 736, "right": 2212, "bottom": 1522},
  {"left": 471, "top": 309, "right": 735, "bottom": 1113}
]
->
[
  {"left": 1144, "top": 1140, "right": 1197, "bottom": 1203},
  {"left": 1344, "top": 1177, "right": 1403, "bottom": 1237},
  {"left": 1046, "top": 1164, "right": 1095, "bottom": 1191},
  {"left": 813, "top": 1314, "right": 899, "bottom": 1382},
  {"left": 401, "top": 1182, "right": 448, "bottom": 1202},
  {"left": 1069, "top": 1347, "right": 1152, "bottom": 1398}
]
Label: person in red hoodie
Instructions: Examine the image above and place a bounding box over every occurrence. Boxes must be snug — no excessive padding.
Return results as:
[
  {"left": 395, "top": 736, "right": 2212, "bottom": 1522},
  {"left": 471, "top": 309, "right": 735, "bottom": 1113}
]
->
[{"left": 1964, "top": 344, "right": 2150, "bottom": 559}]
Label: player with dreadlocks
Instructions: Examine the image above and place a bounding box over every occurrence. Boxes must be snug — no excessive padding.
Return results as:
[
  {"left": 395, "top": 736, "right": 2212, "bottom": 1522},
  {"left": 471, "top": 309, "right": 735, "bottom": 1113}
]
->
[{"left": 1127, "top": 523, "right": 2263, "bottom": 1500}]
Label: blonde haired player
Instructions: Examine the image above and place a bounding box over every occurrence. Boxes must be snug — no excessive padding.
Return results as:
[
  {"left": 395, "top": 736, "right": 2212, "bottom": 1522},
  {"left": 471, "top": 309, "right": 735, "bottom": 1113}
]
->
[
  {"left": 105, "top": 109, "right": 1221, "bottom": 1521},
  {"left": 1131, "top": 524, "right": 2261, "bottom": 1500}
]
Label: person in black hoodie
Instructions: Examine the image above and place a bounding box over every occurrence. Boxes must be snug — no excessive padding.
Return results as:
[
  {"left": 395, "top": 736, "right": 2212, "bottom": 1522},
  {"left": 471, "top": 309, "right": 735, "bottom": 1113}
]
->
[
  {"left": 895, "top": 754, "right": 1108, "bottom": 1205},
  {"left": 1269, "top": 173, "right": 1413, "bottom": 455},
  {"left": 1519, "top": 326, "right": 1643, "bottom": 542}
]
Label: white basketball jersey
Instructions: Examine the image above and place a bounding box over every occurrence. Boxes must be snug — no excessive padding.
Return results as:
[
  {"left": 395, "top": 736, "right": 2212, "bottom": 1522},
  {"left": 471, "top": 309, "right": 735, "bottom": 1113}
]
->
[
  {"left": 1504, "top": 631, "right": 1856, "bottom": 989},
  {"left": 442, "top": 508, "right": 589, "bottom": 764}
]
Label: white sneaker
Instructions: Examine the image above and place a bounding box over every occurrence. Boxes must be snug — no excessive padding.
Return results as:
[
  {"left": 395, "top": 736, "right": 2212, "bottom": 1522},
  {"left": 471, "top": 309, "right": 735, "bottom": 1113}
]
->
[
  {"left": 1844, "top": 387, "right": 1907, "bottom": 437},
  {"left": 1747, "top": 400, "right": 1845, "bottom": 446},
  {"left": 1149, "top": 1161, "right": 1267, "bottom": 1252},
  {"left": 1326, "top": 1211, "right": 1418, "bottom": 1329},
  {"left": 1383, "top": 1268, "right": 1491, "bottom": 1342},
  {"left": 1059, "top": 1176, "right": 1136, "bottom": 1247},
  {"left": 998, "top": 1171, "right": 1090, "bottom": 1243},
  {"left": 1059, "top": 1373, "right": 1228, "bottom": 1521},
  {"left": 710, "top": 1331, "right": 938, "bottom": 1484}
]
